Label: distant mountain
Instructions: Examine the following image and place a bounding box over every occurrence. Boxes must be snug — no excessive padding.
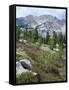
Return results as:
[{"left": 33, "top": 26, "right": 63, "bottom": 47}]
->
[
  {"left": 16, "top": 15, "right": 65, "bottom": 36},
  {"left": 16, "top": 18, "right": 28, "bottom": 27},
  {"left": 24, "top": 15, "right": 37, "bottom": 27}
]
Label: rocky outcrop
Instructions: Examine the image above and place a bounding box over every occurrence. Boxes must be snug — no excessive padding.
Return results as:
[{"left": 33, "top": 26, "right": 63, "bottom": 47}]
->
[
  {"left": 16, "top": 61, "right": 29, "bottom": 75},
  {"left": 20, "top": 59, "right": 32, "bottom": 70},
  {"left": 16, "top": 59, "right": 37, "bottom": 76}
]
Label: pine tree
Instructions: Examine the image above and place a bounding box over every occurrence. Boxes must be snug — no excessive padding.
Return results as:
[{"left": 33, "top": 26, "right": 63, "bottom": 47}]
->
[
  {"left": 57, "top": 32, "right": 64, "bottom": 49},
  {"left": 33, "top": 27, "right": 38, "bottom": 42},
  {"left": 48, "top": 37, "right": 54, "bottom": 50},
  {"left": 63, "top": 34, "right": 66, "bottom": 44},
  {"left": 45, "top": 31, "right": 50, "bottom": 44},
  {"left": 53, "top": 31, "right": 57, "bottom": 48},
  {"left": 16, "top": 26, "right": 21, "bottom": 41},
  {"left": 28, "top": 30, "right": 33, "bottom": 41}
]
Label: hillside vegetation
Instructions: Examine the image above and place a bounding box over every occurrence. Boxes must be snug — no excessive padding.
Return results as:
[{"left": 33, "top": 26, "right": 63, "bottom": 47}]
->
[{"left": 16, "top": 24, "right": 66, "bottom": 84}]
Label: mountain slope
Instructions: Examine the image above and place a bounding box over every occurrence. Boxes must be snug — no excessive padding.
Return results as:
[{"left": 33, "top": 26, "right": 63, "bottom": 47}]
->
[{"left": 16, "top": 15, "right": 65, "bottom": 35}]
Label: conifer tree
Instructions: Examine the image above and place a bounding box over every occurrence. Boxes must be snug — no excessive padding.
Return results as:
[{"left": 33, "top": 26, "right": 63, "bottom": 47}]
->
[{"left": 16, "top": 26, "right": 21, "bottom": 41}]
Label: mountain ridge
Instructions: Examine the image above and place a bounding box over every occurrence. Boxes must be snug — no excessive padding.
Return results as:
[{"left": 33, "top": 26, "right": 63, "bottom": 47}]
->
[{"left": 16, "top": 15, "right": 65, "bottom": 35}]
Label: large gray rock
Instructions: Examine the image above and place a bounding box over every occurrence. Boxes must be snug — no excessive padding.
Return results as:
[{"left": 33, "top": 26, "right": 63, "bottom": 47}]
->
[
  {"left": 16, "top": 62, "right": 29, "bottom": 75},
  {"left": 20, "top": 59, "right": 32, "bottom": 70},
  {"left": 16, "top": 59, "right": 38, "bottom": 76},
  {"left": 40, "top": 45, "right": 55, "bottom": 53}
]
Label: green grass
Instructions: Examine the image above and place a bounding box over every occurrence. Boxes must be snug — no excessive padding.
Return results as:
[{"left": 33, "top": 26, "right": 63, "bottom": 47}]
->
[
  {"left": 16, "top": 42, "right": 66, "bottom": 84},
  {"left": 16, "top": 72, "right": 39, "bottom": 84}
]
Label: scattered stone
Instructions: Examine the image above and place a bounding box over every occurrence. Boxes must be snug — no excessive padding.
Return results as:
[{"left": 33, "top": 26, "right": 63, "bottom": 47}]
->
[
  {"left": 23, "top": 40, "right": 27, "bottom": 44},
  {"left": 40, "top": 45, "right": 55, "bottom": 53},
  {"left": 56, "top": 43, "right": 59, "bottom": 47},
  {"left": 16, "top": 62, "right": 29, "bottom": 75},
  {"left": 20, "top": 59, "right": 32, "bottom": 70},
  {"left": 32, "top": 72, "right": 38, "bottom": 76},
  {"left": 16, "top": 59, "right": 34, "bottom": 76},
  {"left": 19, "top": 39, "right": 23, "bottom": 43},
  {"left": 53, "top": 48, "right": 59, "bottom": 51}
]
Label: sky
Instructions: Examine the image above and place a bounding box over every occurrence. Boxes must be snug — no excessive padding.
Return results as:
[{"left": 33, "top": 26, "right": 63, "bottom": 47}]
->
[{"left": 16, "top": 6, "right": 66, "bottom": 20}]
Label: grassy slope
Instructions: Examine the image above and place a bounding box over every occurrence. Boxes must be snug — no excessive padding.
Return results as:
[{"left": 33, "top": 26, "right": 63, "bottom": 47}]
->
[{"left": 16, "top": 42, "right": 66, "bottom": 84}]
